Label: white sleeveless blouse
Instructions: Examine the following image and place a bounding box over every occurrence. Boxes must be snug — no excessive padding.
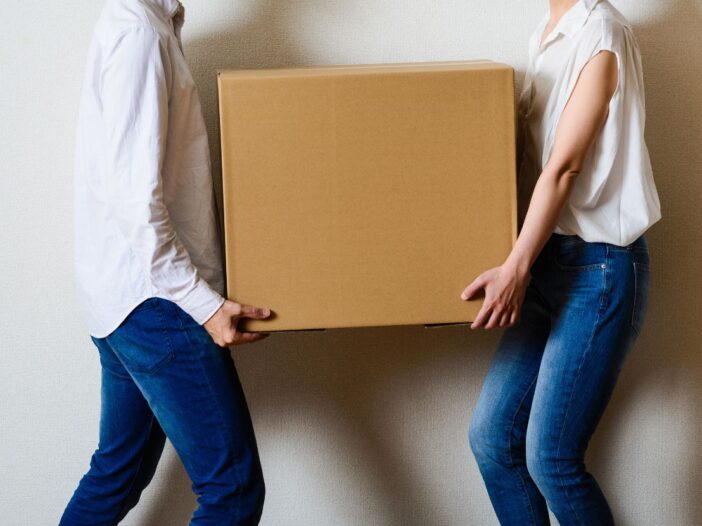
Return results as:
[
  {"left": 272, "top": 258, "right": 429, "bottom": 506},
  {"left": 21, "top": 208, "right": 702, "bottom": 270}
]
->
[{"left": 517, "top": 0, "right": 661, "bottom": 246}]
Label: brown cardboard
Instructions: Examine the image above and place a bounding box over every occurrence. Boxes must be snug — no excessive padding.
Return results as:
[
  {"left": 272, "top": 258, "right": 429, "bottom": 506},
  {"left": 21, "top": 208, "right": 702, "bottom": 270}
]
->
[{"left": 217, "top": 61, "right": 517, "bottom": 331}]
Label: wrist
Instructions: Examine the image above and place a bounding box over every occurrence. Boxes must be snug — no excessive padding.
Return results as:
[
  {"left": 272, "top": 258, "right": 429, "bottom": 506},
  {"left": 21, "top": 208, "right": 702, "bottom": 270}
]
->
[
  {"left": 504, "top": 254, "right": 531, "bottom": 279},
  {"left": 178, "top": 281, "right": 224, "bottom": 326}
]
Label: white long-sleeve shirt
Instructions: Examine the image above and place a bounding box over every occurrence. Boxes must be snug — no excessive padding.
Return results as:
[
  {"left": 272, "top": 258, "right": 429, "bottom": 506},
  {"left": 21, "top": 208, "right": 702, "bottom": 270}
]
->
[
  {"left": 74, "top": 0, "right": 225, "bottom": 337},
  {"left": 517, "top": 0, "right": 661, "bottom": 246}
]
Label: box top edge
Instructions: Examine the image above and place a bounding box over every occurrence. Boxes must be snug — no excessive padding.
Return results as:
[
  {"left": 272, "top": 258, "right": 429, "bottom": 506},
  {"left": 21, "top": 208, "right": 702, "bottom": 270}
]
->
[{"left": 217, "top": 60, "right": 513, "bottom": 79}]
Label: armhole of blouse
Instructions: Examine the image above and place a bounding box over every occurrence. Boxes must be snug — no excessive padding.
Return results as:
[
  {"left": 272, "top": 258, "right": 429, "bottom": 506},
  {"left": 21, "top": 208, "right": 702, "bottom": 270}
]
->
[
  {"left": 543, "top": 21, "right": 622, "bottom": 164},
  {"left": 564, "top": 45, "right": 621, "bottom": 121}
]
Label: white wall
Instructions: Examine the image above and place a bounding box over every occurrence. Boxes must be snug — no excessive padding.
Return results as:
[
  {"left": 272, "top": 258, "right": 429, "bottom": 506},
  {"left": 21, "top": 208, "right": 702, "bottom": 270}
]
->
[{"left": 1, "top": 1, "right": 701, "bottom": 525}]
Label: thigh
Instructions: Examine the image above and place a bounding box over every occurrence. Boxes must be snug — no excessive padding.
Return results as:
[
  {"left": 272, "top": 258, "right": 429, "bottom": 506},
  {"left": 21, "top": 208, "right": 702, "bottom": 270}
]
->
[
  {"left": 528, "top": 243, "right": 644, "bottom": 458},
  {"left": 105, "top": 298, "right": 260, "bottom": 483},
  {"left": 92, "top": 335, "right": 163, "bottom": 458},
  {"left": 470, "top": 282, "right": 551, "bottom": 453}
]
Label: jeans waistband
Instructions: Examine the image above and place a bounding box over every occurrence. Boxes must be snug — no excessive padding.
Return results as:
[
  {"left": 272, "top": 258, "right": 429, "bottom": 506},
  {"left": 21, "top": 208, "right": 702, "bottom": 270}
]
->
[{"left": 548, "top": 232, "right": 648, "bottom": 253}]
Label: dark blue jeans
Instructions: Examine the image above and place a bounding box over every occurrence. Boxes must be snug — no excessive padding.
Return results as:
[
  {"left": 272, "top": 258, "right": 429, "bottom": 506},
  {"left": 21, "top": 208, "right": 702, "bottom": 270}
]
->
[
  {"left": 469, "top": 233, "right": 651, "bottom": 525},
  {"left": 60, "top": 298, "right": 264, "bottom": 526}
]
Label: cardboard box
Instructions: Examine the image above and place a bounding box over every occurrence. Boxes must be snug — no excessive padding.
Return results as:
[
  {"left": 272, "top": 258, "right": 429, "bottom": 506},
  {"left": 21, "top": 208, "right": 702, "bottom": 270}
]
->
[{"left": 217, "top": 61, "right": 516, "bottom": 331}]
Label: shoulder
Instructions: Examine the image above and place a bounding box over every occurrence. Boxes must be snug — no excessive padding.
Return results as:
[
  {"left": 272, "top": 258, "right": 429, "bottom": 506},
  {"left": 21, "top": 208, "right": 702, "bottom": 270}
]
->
[
  {"left": 95, "top": 0, "right": 170, "bottom": 51},
  {"left": 579, "top": 2, "right": 633, "bottom": 50}
]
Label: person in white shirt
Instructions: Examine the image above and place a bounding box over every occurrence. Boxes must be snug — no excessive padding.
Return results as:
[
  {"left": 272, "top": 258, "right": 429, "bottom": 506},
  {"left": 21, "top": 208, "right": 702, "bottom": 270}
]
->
[
  {"left": 61, "top": 1, "right": 270, "bottom": 524},
  {"left": 462, "top": 1, "right": 661, "bottom": 524}
]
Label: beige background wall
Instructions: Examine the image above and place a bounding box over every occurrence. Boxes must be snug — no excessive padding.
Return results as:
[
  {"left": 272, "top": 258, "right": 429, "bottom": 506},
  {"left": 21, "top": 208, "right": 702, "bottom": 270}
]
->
[{"left": 1, "top": 1, "right": 700, "bottom": 524}]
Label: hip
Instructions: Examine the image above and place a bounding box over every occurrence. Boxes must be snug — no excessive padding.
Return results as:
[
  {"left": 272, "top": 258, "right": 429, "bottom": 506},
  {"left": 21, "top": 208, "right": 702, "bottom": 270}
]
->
[{"left": 531, "top": 232, "right": 651, "bottom": 335}]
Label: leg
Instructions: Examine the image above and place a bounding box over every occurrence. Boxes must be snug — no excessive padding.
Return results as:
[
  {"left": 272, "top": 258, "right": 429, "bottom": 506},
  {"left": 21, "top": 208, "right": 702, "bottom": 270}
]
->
[
  {"left": 60, "top": 337, "right": 167, "bottom": 526},
  {"left": 526, "top": 243, "right": 648, "bottom": 525},
  {"left": 469, "top": 282, "right": 552, "bottom": 526},
  {"left": 104, "top": 298, "right": 264, "bottom": 526}
]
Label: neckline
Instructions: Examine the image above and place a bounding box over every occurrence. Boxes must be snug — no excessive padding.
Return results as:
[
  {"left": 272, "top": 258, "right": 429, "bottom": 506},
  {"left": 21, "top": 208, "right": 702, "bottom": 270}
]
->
[{"left": 538, "top": 1, "right": 580, "bottom": 50}]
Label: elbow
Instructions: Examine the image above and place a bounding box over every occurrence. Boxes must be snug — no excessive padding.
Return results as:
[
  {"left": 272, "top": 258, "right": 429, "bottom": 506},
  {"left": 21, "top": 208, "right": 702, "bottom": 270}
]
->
[
  {"left": 545, "top": 158, "right": 582, "bottom": 184},
  {"left": 558, "top": 167, "right": 581, "bottom": 182}
]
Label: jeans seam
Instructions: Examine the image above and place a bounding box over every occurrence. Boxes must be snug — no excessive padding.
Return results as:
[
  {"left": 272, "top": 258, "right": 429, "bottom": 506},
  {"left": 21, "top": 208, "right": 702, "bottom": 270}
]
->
[
  {"left": 151, "top": 300, "right": 176, "bottom": 374},
  {"left": 101, "top": 360, "right": 134, "bottom": 380},
  {"left": 554, "top": 299, "right": 605, "bottom": 526},
  {"left": 630, "top": 261, "right": 650, "bottom": 336},
  {"left": 508, "top": 373, "right": 540, "bottom": 526},
  {"left": 113, "top": 300, "right": 177, "bottom": 376},
  {"left": 176, "top": 311, "right": 244, "bottom": 522},
  {"left": 631, "top": 261, "right": 639, "bottom": 335},
  {"left": 114, "top": 414, "right": 156, "bottom": 525},
  {"left": 598, "top": 247, "right": 610, "bottom": 312}
]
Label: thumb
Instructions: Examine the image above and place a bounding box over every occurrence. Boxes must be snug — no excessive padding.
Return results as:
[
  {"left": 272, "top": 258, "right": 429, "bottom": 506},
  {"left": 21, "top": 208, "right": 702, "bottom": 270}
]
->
[
  {"left": 461, "top": 275, "right": 487, "bottom": 301},
  {"left": 239, "top": 304, "right": 272, "bottom": 320}
]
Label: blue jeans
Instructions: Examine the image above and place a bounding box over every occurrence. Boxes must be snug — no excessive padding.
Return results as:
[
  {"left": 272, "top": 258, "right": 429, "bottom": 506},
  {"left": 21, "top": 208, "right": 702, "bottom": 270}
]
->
[
  {"left": 469, "top": 233, "right": 651, "bottom": 525},
  {"left": 60, "top": 298, "right": 265, "bottom": 526}
]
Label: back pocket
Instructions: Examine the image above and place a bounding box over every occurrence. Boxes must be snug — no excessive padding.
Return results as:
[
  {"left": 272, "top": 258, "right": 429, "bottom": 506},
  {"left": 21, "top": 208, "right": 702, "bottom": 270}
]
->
[{"left": 107, "top": 298, "right": 176, "bottom": 375}]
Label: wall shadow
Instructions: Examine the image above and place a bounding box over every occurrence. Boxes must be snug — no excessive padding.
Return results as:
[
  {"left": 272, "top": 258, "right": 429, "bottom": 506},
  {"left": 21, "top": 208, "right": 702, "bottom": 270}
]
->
[
  {"left": 185, "top": 0, "right": 317, "bottom": 228},
  {"left": 141, "top": 2, "right": 508, "bottom": 523},
  {"left": 137, "top": 0, "right": 702, "bottom": 524},
  {"left": 587, "top": 1, "right": 702, "bottom": 524},
  {"left": 139, "top": 1, "right": 312, "bottom": 523},
  {"left": 140, "top": 1, "right": 498, "bottom": 524},
  {"left": 235, "top": 326, "right": 499, "bottom": 525}
]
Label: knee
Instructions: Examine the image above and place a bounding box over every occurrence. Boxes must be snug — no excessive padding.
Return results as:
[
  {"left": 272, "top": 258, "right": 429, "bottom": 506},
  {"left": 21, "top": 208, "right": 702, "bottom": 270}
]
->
[
  {"left": 198, "top": 472, "right": 265, "bottom": 525},
  {"left": 194, "top": 454, "right": 265, "bottom": 509},
  {"left": 468, "top": 412, "right": 507, "bottom": 467},
  {"left": 526, "top": 444, "right": 584, "bottom": 498},
  {"left": 525, "top": 446, "right": 553, "bottom": 493},
  {"left": 232, "top": 460, "right": 265, "bottom": 509}
]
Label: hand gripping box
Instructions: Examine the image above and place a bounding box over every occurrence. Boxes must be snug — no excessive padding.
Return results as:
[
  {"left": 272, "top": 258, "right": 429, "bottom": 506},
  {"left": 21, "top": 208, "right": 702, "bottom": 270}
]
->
[{"left": 217, "top": 61, "right": 517, "bottom": 331}]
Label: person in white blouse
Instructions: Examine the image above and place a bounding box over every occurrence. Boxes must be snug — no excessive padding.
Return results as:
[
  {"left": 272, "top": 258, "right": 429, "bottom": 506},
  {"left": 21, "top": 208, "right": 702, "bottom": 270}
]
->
[
  {"left": 62, "top": 1, "right": 270, "bottom": 524},
  {"left": 462, "top": 0, "right": 661, "bottom": 524}
]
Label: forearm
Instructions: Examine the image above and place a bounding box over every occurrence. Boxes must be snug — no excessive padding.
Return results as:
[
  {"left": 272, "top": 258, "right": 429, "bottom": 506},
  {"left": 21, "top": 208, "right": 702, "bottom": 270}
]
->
[
  {"left": 504, "top": 165, "right": 578, "bottom": 275},
  {"left": 462, "top": 50, "right": 618, "bottom": 330},
  {"left": 113, "top": 201, "right": 225, "bottom": 324},
  {"left": 503, "top": 50, "right": 618, "bottom": 277}
]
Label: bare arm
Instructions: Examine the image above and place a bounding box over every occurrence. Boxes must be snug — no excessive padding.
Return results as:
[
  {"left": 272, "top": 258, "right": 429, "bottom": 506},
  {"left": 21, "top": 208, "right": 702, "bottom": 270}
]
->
[
  {"left": 461, "top": 50, "right": 619, "bottom": 329},
  {"left": 506, "top": 50, "right": 619, "bottom": 274}
]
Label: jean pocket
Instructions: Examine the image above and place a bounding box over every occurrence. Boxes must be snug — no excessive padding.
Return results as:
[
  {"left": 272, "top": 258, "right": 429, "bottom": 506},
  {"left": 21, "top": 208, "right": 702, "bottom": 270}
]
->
[
  {"left": 553, "top": 239, "right": 607, "bottom": 271},
  {"left": 108, "top": 299, "right": 176, "bottom": 375},
  {"left": 631, "top": 261, "right": 651, "bottom": 336}
]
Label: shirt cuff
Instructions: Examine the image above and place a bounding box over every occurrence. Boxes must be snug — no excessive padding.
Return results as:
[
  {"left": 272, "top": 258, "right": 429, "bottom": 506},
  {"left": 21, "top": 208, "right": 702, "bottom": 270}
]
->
[{"left": 174, "top": 279, "right": 226, "bottom": 325}]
